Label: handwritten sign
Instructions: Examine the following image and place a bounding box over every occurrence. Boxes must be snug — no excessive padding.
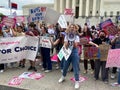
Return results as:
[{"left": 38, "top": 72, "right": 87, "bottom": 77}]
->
[
  {"left": 40, "top": 36, "right": 52, "bottom": 48},
  {"left": 29, "top": 7, "right": 46, "bottom": 22},
  {"left": 84, "top": 46, "right": 99, "bottom": 59},
  {"left": 99, "top": 44, "right": 110, "bottom": 61},
  {"left": 106, "top": 49, "right": 120, "bottom": 68},
  {"left": 58, "top": 15, "right": 67, "bottom": 28}
]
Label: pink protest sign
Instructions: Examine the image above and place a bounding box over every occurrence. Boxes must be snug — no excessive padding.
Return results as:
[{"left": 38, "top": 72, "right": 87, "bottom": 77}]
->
[
  {"left": 8, "top": 77, "right": 24, "bottom": 85},
  {"left": 106, "top": 49, "right": 120, "bottom": 68},
  {"left": 70, "top": 76, "right": 87, "bottom": 83},
  {"left": 51, "top": 54, "right": 59, "bottom": 62},
  {"left": 2, "top": 16, "right": 16, "bottom": 27},
  {"left": 15, "top": 16, "right": 25, "bottom": 23},
  {"left": 64, "top": 8, "right": 74, "bottom": 15},
  {"left": 28, "top": 72, "right": 44, "bottom": 80}
]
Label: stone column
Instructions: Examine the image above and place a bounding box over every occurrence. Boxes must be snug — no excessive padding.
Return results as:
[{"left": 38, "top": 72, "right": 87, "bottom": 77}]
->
[
  {"left": 92, "top": 0, "right": 97, "bottom": 16},
  {"left": 66, "top": 0, "right": 70, "bottom": 8},
  {"left": 60, "top": 0, "right": 64, "bottom": 13},
  {"left": 85, "top": 0, "right": 90, "bottom": 16},
  {"left": 79, "top": 0, "right": 83, "bottom": 16}
]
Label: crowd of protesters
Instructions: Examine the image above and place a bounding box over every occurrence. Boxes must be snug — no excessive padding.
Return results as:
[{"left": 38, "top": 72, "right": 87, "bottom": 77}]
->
[{"left": 0, "top": 21, "right": 120, "bottom": 89}]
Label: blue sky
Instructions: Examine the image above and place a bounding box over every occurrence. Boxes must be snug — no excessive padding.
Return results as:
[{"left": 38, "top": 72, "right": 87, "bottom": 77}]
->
[{"left": 0, "top": 0, "right": 54, "bottom": 15}]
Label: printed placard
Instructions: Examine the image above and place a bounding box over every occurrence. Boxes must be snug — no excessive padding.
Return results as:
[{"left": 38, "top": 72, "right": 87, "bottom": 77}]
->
[
  {"left": 70, "top": 76, "right": 87, "bottom": 83},
  {"left": 57, "top": 47, "right": 64, "bottom": 61},
  {"left": 2, "top": 16, "right": 16, "bottom": 27},
  {"left": 58, "top": 15, "right": 67, "bottom": 28},
  {"left": 8, "top": 77, "right": 24, "bottom": 85},
  {"left": 106, "top": 49, "right": 120, "bottom": 68}
]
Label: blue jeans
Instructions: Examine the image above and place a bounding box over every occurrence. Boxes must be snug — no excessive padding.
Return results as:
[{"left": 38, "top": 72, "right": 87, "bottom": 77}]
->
[
  {"left": 118, "top": 68, "right": 120, "bottom": 84},
  {"left": 62, "top": 48, "right": 80, "bottom": 81},
  {"left": 41, "top": 47, "right": 52, "bottom": 70}
]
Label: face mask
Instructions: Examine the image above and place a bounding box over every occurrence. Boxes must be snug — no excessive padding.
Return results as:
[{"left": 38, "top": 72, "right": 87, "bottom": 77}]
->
[{"left": 100, "top": 36, "right": 105, "bottom": 39}]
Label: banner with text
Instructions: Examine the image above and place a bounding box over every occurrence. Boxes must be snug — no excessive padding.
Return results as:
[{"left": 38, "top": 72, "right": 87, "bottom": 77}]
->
[{"left": 0, "top": 36, "right": 38, "bottom": 63}]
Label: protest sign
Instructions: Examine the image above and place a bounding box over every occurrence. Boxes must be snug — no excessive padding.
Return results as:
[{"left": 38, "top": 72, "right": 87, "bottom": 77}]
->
[
  {"left": 44, "top": 8, "right": 61, "bottom": 24},
  {"left": 64, "top": 8, "right": 74, "bottom": 23},
  {"left": 62, "top": 46, "right": 72, "bottom": 60},
  {"left": 19, "top": 72, "right": 44, "bottom": 80},
  {"left": 15, "top": 16, "right": 25, "bottom": 23},
  {"left": 106, "top": 49, "right": 120, "bottom": 68},
  {"left": 99, "top": 44, "right": 110, "bottom": 61},
  {"left": 58, "top": 15, "right": 67, "bottom": 28},
  {"left": 40, "top": 36, "right": 52, "bottom": 48},
  {"left": 84, "top": 46, "right": 99, "bottom": 59},
  {"left": 2, "top": 16, "right": 16, "bottom": 27},
  {"left": 8, "top": 77, "right": 24, "bottom": 85},
  {"left": 70, "top": 75, "right": 87, "bottom": 83},
  {"left": 99, "top": 19, "right": 118, "bottom": 35},
  {"left": 80, "top": 37, "right": 89, "bottom": 45},
  {"left": 29, "top": 7, "right": 46, "bottom": 22},
  {"left": 0, "top": 36, "right": 38, "bottom": 63},
  {"left": 57, "top": 47, "right": 64, "bottom": 61}
]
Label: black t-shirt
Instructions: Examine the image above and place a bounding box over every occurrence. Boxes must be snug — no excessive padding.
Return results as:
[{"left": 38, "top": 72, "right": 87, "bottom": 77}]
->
[{"left": 93, "top": 38, "right": 110, "bottom": 45}]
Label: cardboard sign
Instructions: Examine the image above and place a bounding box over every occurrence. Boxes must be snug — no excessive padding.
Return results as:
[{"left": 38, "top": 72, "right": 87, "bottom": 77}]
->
[
  {"left": 84, "top": 46, "right": 99, "bottom": 59},
  {"left": 44, "top": 8, "right": 61, "bottom": 24},
  {"left": 106, "top": 49, "right": 120, "bottom": 68},
  {"left": 29, "top": 7, "right": 46, "bottom": 22},
  {"left": 58, "top": 15, "right": 67, "bottom": 28},
  {"left": 2, "top": 16, "right": 16, "bottom": 27},
  {"left": 8, "top": 77, "right": 24, "bottom": 85},
  {"left": 40, "top": 36, "right": 52, "bottom": 48},
  {"left": 99, "top": 44, "right": 110, "bottom": 61}
]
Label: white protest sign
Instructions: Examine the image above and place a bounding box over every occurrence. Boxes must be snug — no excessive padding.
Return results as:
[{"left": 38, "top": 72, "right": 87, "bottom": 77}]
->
[
  {"left": 40, "top": 36, "right": 52, "bottom": 48},
  {"left": 44, "top": 8, "right": 61, "bottom": 24},
  {"left": 29, "top": 7, "right": 46, "bottom": 22},
  {"left": 0, "top": 36, "right": 39, "bottom": 63},
  {"left": 62, "top": 46, "right": 72, "bottom": 60},
  {"left": 57, "top": 47, "right": 64, "bottom": 61},
  {"left": 58, "top": 15, "right": 67, "bottom": 28},
  {"left": 64, "top": 8, "right": 74, "bottom": 23}
]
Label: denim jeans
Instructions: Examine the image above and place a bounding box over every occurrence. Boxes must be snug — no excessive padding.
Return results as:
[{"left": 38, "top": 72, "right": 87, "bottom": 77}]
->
[
  {"left": 41, "top": 47, "right": 52, "bottom": 70},
  {"left": 62, "top": 48, "right": 80, "bottom": 81},
  {"left": 118, "top": 68, "right": 120, "bottom": 84}
]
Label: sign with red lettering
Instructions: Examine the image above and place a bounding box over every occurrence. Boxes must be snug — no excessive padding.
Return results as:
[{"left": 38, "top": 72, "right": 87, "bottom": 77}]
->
[
  {"left": 40, "top": 36, "right": 52, "bottom": 48},
  {"left": 2, "top": 16, "right": 16, "bottom": 27},
  {"left": 106, "top": 49, "right": 120, "bottom": 68},
  {"left": 8, "top": 77, "right": 24, "bottom": 85}
]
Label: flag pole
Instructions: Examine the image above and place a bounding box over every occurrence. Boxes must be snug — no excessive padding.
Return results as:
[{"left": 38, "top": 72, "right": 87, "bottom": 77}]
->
[{"left": 9, "top": 0, "right": 12, "bottom": 16}]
